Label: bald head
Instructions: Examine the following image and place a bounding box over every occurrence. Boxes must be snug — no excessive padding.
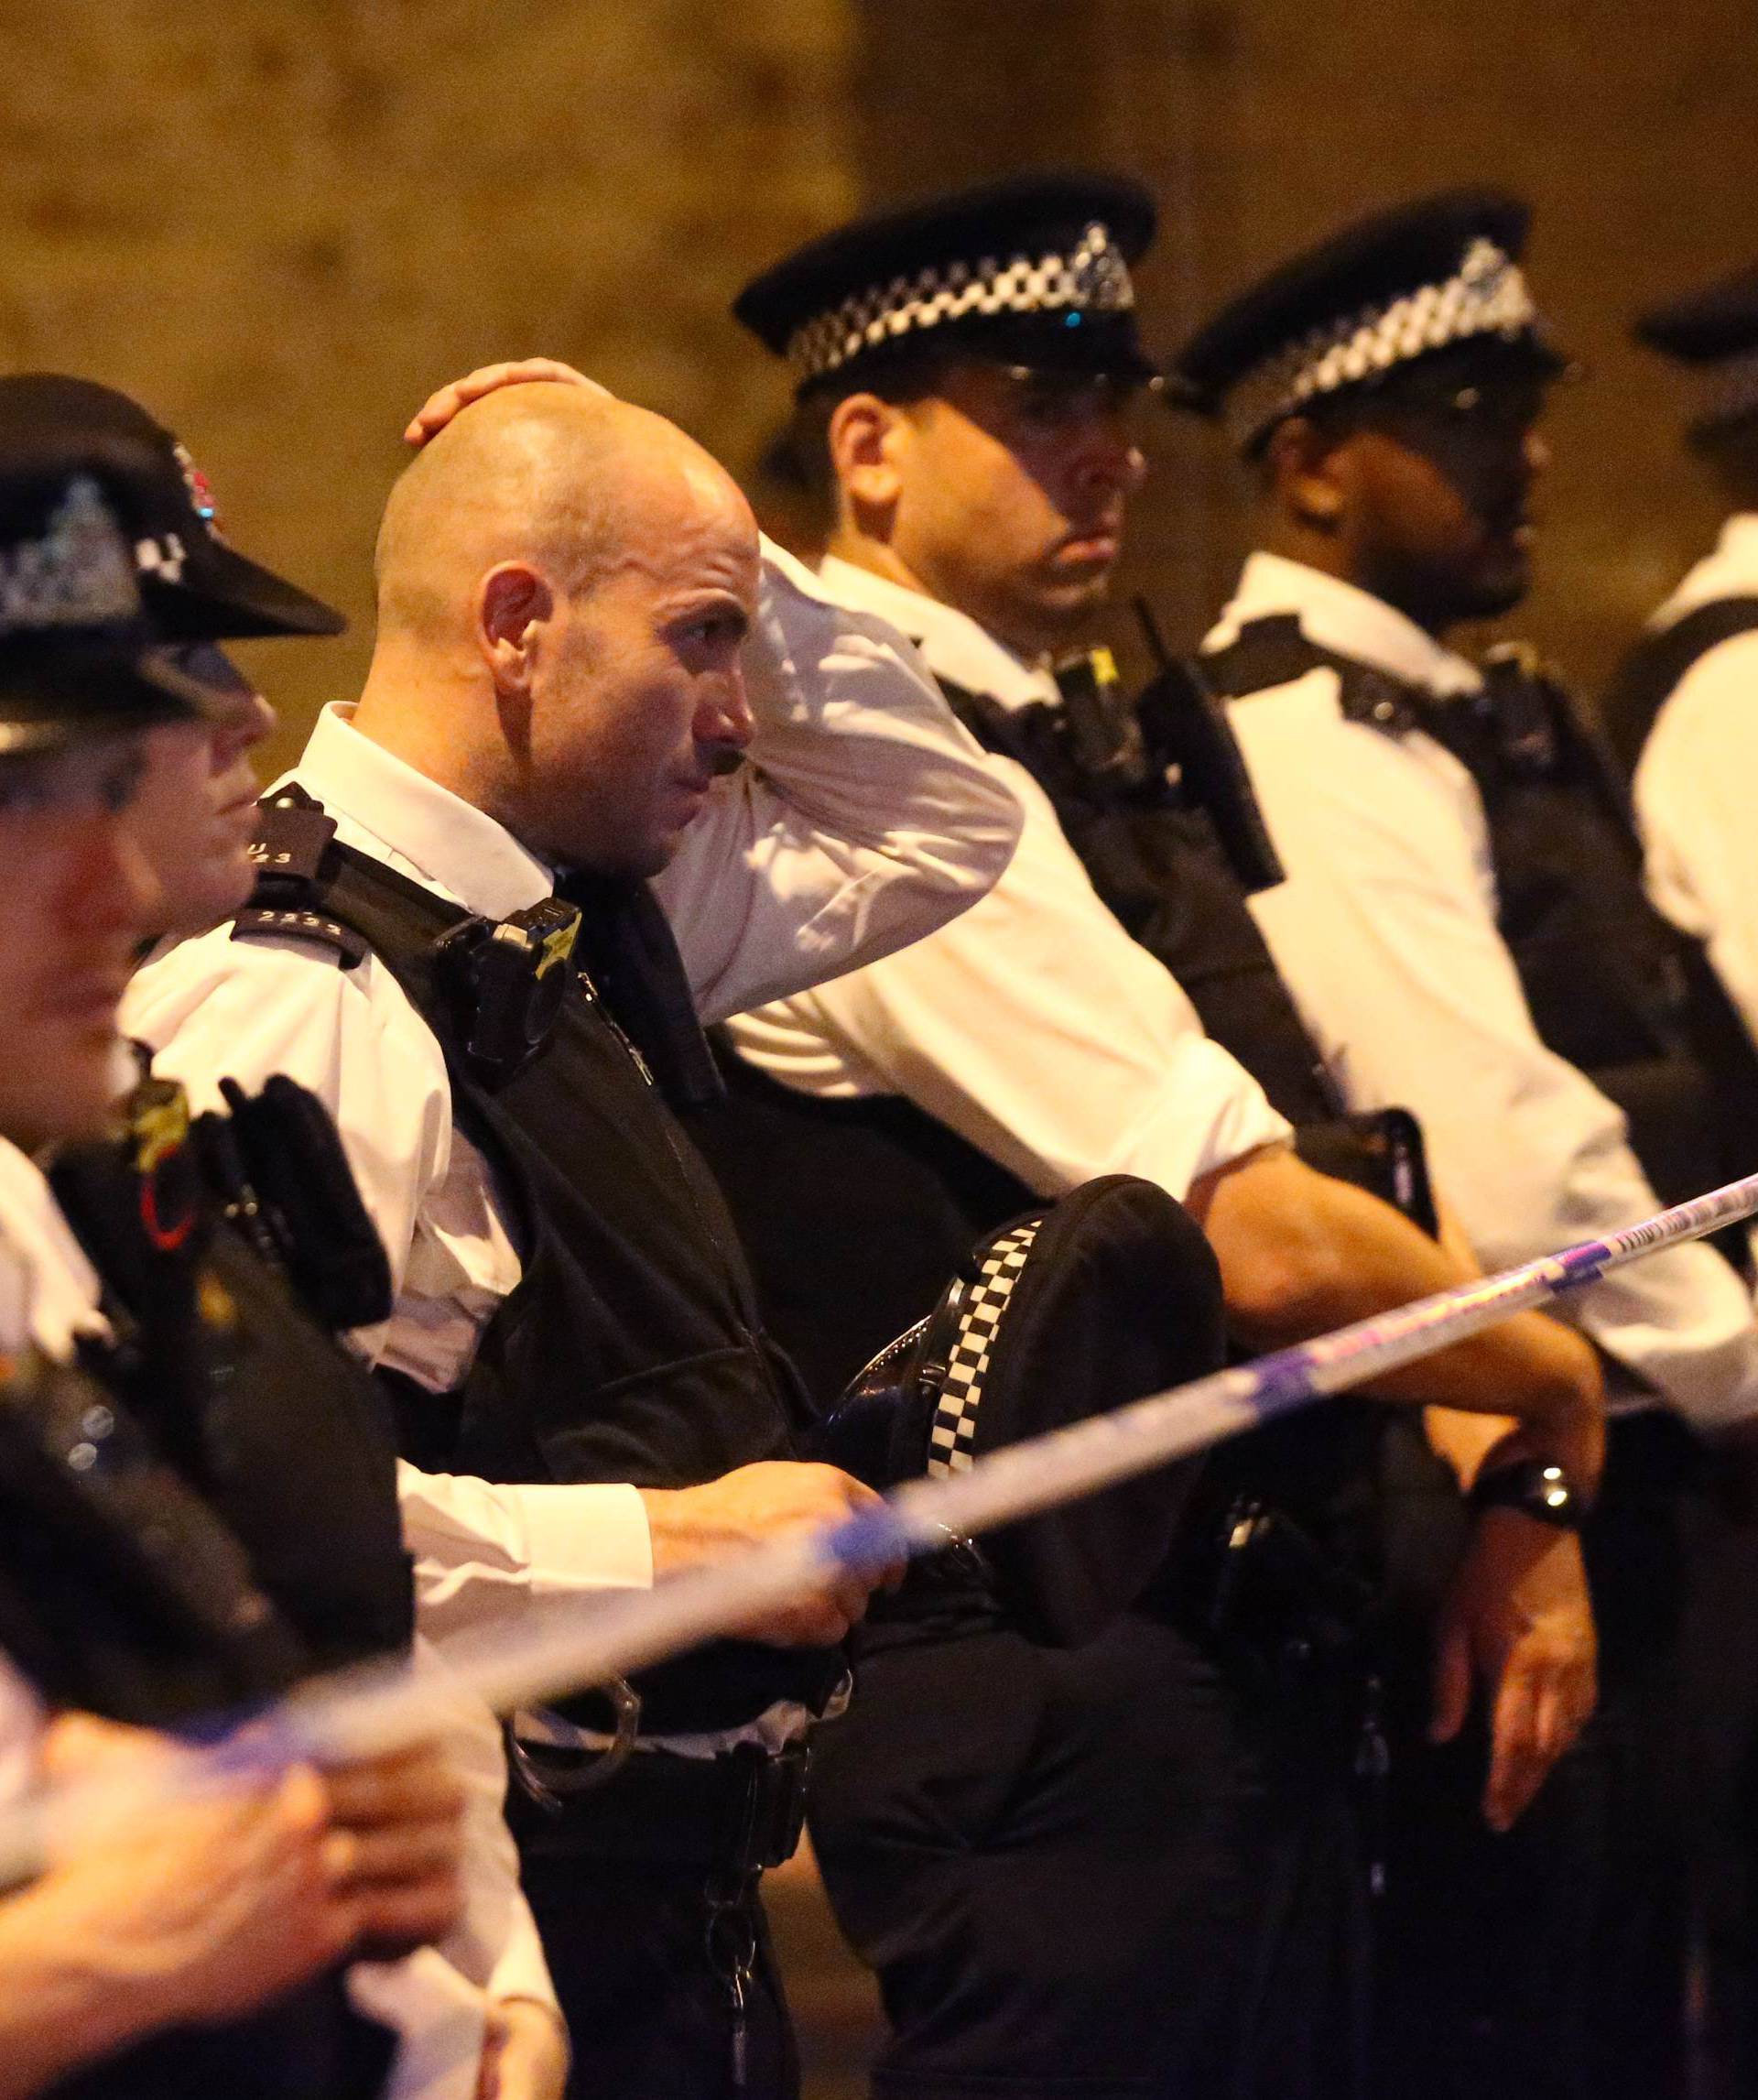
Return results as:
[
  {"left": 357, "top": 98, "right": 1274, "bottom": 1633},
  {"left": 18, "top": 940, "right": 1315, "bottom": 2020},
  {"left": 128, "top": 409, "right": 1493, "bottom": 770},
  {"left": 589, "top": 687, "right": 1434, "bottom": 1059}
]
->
[
  {"left": 357, "top": 379, "right": 761, "bottom": 876},
  {"left": 374, "top": 382, "right": 750, "bottom": 646}
]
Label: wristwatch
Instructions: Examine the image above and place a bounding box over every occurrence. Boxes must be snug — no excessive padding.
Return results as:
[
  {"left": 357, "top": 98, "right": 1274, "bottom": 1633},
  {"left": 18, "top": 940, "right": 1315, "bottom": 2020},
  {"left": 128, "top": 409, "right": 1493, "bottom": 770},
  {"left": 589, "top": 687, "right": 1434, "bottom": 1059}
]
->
[{"left": 1467, "top": 1459, "right": 1585, "bottom": 1531}]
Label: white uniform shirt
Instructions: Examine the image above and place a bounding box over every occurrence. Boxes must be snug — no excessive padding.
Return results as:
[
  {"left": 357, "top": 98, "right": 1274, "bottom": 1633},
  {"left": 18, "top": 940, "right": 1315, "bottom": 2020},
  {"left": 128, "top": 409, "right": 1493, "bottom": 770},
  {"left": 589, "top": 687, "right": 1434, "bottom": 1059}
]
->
[
  {"left": 0, "top": 1137, "right": 553, "bottom": 2099},
  {"left": 723, "top": 557, "right": 1293, "bottom": 1204},
  {"left": 1633, "top": 513, "right": 1758, "bottom": 1045},
  {"left": 1207, "top": 550, "right": 1758, "bottom": 1432},
  {"left": 124, "top": 540, "right": 1021, "bottom": 1636}
]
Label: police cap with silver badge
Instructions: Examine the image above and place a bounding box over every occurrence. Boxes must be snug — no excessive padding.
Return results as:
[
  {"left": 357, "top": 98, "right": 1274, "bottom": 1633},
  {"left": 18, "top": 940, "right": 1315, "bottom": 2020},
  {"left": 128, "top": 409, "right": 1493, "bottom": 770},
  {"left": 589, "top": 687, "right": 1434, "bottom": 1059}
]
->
[
  {"left": 1172, "top": 189, "right": 1566, "bottom": 456},
  {"left": 0, "top": 375, "right": 344, "bottom": 642},
  {"left": 822, "top": 1174, "right": 1224, "bottom": 1648},
  {"left": 0, "top": 459, "right": 212, "bottom": 755},
  {"left": 1633, "top": 263, "right": 1758, "bottom": 446},
  {"left": 734, "top": 170, "right": 1162, "bottom": 395}
]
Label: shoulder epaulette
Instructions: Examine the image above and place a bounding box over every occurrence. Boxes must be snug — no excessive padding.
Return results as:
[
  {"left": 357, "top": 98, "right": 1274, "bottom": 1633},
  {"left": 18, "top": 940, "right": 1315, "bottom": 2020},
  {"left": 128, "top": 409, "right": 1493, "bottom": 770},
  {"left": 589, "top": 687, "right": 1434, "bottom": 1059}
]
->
[
  {"left": 233, "top": 784, "right": 369, "bottom": 967},
  {"left": 230, "top": 903, "right": 370, "bottom": 968}
]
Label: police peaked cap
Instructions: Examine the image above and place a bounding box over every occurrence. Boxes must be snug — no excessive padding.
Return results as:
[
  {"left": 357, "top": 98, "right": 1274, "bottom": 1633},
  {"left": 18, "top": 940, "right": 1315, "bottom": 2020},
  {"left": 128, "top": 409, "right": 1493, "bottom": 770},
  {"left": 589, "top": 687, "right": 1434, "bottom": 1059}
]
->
[
  {"left": 1634, "top": 262, "right": 1758, "bottom": 442},
  {"left": 1172, "top": 189, "right": 1566, "bottom": 452},
  {"left": 734, "top": 170, "right": 1162, "bottom": 395},
  {"left": 0, "top": 376, "right": 344, "bottom": 643},
  {"left": 0, "top": 462, "right": 212, "bottom": 755},
  {"left": 823, "top": 1175, "right": 1224, "bottom": 1648}
]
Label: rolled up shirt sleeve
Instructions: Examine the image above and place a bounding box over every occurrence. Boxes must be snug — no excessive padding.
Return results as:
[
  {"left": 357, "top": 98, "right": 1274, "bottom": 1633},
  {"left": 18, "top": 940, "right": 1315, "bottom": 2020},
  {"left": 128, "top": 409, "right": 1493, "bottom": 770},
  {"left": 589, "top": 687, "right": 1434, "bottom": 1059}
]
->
[
  {"left": 725, "top": 757, "right": 1292, "bottom": 1204},
  {"left": 656, "top": 540, "right": 1025, "bottom": 1024},
  {"left": 1230, "top": 679, "right": 1758, "bottom": 1434}
]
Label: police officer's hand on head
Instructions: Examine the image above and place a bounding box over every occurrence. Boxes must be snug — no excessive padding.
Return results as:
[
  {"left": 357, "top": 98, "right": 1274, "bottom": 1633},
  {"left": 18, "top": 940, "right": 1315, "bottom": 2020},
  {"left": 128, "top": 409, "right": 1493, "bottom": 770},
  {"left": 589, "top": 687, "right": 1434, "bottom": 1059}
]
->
[
  {"left": 404, "top": 359, "right": 609, "bottom": 449},
  {"left": 639, "top": 1462, "right": 906, "bottom": 1647}
]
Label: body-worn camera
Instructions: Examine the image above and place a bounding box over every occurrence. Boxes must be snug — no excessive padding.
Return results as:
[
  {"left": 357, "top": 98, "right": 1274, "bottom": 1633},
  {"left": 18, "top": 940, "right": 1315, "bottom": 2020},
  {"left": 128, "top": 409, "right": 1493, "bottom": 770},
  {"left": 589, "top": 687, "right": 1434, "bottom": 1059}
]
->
[{"left": 434, "top": 898, "right": 583, "bottom": 1087}]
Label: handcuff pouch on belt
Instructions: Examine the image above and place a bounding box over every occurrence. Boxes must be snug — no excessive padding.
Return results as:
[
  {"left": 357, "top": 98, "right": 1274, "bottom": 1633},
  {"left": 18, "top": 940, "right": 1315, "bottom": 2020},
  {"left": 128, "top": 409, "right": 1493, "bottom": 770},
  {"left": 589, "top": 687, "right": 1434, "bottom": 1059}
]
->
[{"left": 507, "top": 1729, "right": 813, "bottom": 1877}]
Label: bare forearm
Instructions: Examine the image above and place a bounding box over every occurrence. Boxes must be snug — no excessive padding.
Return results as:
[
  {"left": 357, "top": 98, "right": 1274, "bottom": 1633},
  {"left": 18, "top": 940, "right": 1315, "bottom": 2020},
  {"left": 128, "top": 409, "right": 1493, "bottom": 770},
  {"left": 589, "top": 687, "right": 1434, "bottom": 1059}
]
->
[{"left": 1194, "top": 1150, "right": 1602, "bottom": 1475}]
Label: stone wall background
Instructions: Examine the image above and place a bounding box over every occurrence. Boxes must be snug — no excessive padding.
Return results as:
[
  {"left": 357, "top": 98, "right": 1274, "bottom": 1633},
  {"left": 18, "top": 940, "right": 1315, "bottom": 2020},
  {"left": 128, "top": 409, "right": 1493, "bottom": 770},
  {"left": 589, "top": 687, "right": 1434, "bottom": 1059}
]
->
[
  {"left": 0, "top": 0, "right": 857, "bottom": 770},
  {"left": 846, "top": 0, "right": 1758, "bottom": 693},
  {"left": 3, "top": 2, "right": 1753, "bottom": 759}
]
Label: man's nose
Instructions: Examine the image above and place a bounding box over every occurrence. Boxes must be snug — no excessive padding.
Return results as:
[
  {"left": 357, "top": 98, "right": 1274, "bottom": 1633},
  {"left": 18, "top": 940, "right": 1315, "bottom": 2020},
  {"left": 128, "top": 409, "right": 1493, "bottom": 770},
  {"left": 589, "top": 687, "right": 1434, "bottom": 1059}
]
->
[
  {"left": 1523, "top": 426, "right": 1552, "bottom": 479},
  {"left": 702, "top": 663, "right": 755, "bottom": 754},
  {"left": 220, "top": 687, "right": 277, "bottom": 764},
  {"left": 1072, "top": 414, "right": 1148, "bottom": 498}
]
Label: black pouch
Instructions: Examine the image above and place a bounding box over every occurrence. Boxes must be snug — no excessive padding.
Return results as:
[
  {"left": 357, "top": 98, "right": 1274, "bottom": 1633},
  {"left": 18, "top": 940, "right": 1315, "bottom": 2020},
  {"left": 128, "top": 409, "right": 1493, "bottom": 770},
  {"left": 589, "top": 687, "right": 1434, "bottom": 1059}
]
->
[
  {"left": 0, "top": 1348, "right": 307, "bottom": 1725},
  {"left": 193, "top": 1074, "right": 393, "bottom": 1333}
]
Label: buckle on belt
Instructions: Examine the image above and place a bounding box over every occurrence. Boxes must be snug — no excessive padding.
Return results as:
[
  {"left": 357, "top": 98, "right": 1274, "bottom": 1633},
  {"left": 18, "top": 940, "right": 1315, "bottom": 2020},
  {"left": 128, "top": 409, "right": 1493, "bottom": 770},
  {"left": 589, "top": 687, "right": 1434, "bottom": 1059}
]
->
[
  {"left": 718, "top": 1739, "right": 812, "bottom": 1877},
  {"left": 505, "top": 1679, "right": 643, "bottom": 1814}
]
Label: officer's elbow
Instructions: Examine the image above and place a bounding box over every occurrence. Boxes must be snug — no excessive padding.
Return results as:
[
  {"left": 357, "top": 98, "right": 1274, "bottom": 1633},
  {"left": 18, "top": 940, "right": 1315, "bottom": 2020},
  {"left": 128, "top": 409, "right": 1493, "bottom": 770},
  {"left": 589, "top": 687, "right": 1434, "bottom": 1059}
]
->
[{"left": 1190, "top": 1147, "right": 1357, "bottom": 1347}]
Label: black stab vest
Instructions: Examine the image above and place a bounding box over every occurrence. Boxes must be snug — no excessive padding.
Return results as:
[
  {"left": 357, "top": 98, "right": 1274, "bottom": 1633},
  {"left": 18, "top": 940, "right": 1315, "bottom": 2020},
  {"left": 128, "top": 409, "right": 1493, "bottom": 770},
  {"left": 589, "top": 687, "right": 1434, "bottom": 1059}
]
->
[
  {"left": 0, "top": 1340, "right": 396, "bottom": 2100},
  {"left": 690, "top": 656, "right": 1449, "bottom": 1609},
  {"left": 19, "top": 1089, "right": 416, "bottom": 2100},
  {"left": 1205, "top": 614, "right": 1758, "bottom": 1219},
  {"left": 48, "top": 1141, "right": 415, "bottom": 1678},
  {"left": 925, "top": 669, "right": 1452, "bottom": 1578},
  {"left": 250, "top": 832, "right": 839, "bottom": 1733},
  {"left": 1600, "top": 593, "right": 1758, "bottom": 785}
]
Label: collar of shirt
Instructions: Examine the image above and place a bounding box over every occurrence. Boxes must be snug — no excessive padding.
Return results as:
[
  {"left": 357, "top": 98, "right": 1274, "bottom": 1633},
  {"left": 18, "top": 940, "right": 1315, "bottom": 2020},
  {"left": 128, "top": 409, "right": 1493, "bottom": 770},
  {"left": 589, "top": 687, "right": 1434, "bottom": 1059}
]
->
[
  {"left": 1649, "top": 512, "right": 1758, "bottom": 632},
  {"left": 817, "top": 554, "right": 1060, "bottom": 713},
  {"left": 285, "top": 702, "right": 555, "bottom": 922},
  {"left": 1206, "top": 549, "right": 1482, "bottom": 700}
]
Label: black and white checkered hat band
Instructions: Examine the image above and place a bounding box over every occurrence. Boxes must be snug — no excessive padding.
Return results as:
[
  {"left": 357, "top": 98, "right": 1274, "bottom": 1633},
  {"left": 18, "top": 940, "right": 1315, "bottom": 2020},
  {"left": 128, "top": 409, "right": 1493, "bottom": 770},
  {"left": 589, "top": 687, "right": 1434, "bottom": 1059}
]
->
[
  {"left": 927, "top": 1218, "right": 1043, "bottom": 1477},
  {"left": 1692, "top": 348, "right": 1758, "bottom": 432},
  {"left": 1225, "top": 238, "right": 1540, "bottom": 451},
  {"left": 786, "top": 221, "right": 1135, "bottom": 385}
]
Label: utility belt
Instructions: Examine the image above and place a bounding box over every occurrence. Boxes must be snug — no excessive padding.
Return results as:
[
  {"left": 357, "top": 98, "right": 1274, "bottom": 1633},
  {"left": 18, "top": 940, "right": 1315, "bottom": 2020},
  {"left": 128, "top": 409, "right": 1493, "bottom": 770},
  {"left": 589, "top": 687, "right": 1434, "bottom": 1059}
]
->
[{"left": 507, "top": 1736, "right": 813, "bottom": 1875}]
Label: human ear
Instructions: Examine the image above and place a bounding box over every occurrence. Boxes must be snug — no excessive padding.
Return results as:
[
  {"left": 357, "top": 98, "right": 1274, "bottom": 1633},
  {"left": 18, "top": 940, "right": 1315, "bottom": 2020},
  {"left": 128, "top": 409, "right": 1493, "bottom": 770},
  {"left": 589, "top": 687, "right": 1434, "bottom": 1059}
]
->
[
  {"left": 478, "top": 564, "right": 555, "bottom": 693},
  {"left": 1266, "top": 416, "right": 1347, "bottom": 531},
  {"left": 829, "top": 393, "right": 908, "bottom": 517}
]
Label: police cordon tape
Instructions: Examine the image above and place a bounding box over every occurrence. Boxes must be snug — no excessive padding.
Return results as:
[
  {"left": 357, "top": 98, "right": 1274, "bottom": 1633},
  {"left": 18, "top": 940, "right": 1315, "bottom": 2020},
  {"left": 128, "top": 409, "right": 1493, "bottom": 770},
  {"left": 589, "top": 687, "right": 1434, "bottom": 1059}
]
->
[{"left": 9, "top": 1163, "right": 1758, "bottom": 1884}]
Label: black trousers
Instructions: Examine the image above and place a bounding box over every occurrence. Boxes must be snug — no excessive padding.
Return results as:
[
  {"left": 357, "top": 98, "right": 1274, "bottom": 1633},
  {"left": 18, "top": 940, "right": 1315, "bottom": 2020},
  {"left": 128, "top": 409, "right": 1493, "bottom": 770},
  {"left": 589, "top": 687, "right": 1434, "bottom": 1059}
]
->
[
  {"left": 519, "top": 1858, "right": 799, "bottom": 2100},
  {"left": 1372, "top": 1411, "right": 1695, "bottom": 2100},
  {"left": 808, "top": 1609, "right": 1369, "bottom": 2100}
]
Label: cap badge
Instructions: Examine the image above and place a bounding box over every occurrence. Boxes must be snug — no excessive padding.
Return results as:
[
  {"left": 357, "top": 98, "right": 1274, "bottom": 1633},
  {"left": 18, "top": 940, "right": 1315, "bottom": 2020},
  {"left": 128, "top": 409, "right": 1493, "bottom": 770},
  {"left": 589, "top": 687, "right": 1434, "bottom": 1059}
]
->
[
  {"left": 0, "top": 478, "right": 141, "bottom": 636},
  {"left": 173, "top": 441, "right": 225, "bottom": 539}
]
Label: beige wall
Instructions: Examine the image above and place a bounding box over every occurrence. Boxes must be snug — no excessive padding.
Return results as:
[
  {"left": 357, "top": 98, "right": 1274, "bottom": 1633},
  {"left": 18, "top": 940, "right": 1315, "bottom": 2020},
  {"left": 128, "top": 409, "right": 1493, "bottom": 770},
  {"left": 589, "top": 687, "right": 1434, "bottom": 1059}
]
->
[
  {"left": 0, "top": 0, "right": 856, "bottom": 772},
  {"left": 847, "top": 0, "right": 1758, "bottom": 693},
  {"left": 2, "top": 0, "right": 1754, "bottom": 774}
]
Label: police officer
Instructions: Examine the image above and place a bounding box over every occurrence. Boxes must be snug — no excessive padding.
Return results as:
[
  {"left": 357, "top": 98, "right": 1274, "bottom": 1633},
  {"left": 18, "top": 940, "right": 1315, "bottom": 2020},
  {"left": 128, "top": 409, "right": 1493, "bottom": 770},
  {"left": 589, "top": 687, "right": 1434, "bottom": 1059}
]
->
[
  {"left": 1603, "top": 268, "right": 1758, "bottom": 2100},
  {"left": 589, "top": 176, "right": 1606, "bottom": 2098},
  {"left": 1170, "top": 189, "right": 1758, "bottom": 2098},
  {"left": 125, "top": 374, "right": 1020, "bottom": 2099},
  {"left": 0, "top": 446, "right": 471, "bottom": 2099},
  {"left": 1605, "top": 266, "right": 1758, "bottom": 1049}
]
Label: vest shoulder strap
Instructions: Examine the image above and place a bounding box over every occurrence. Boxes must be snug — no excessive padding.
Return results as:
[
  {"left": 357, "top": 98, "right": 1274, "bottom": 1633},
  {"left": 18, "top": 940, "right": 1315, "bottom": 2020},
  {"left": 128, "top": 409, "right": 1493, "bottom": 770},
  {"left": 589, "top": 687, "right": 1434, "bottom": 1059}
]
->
[
  {"left": 1601, "top": 593, "right": 1758, "bottom": 784},
  {"left": 1201, "top": 614, "right": 1427, "bottom": 735}
]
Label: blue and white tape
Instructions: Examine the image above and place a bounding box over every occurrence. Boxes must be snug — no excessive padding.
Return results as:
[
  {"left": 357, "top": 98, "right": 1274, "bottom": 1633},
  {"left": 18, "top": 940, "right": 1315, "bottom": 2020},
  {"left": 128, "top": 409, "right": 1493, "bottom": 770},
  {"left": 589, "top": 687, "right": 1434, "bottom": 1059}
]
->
[{"left": 8, "top": 1165, "right": 1758, "bottom": 1877}]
